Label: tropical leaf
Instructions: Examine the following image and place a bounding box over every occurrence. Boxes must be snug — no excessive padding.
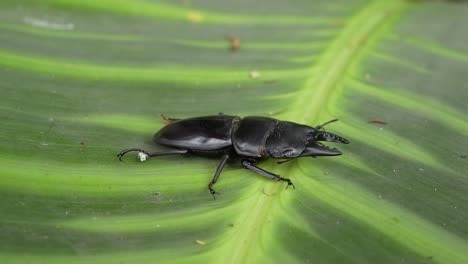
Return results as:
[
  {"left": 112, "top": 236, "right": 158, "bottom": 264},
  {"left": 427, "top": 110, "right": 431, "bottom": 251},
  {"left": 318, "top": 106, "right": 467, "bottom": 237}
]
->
[{"left": 1, "top": 0, "right": 468, "bottom": 263}]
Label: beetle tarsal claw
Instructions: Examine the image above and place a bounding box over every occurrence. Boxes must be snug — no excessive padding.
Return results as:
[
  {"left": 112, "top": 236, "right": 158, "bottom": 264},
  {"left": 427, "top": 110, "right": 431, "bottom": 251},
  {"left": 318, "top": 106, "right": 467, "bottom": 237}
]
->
[
  {"left": 284, "top": 179, "right": 295, "bottom": 190},
  {"left": 210, "top": 190, "right": 219, "bottom": 200}
]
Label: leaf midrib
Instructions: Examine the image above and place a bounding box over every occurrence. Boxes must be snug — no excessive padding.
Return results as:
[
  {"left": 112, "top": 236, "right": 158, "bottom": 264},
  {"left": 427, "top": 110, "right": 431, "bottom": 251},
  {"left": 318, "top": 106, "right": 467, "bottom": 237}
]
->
[{"left": 224, "top": 1, "right": 409, "bottom": 263}]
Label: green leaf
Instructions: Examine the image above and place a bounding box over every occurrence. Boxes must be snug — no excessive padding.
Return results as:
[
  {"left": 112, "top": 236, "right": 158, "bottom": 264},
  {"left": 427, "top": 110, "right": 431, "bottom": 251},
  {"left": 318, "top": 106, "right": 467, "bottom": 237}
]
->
[{"left": 1, "top": 0, "right": 468, "bottom": 263}]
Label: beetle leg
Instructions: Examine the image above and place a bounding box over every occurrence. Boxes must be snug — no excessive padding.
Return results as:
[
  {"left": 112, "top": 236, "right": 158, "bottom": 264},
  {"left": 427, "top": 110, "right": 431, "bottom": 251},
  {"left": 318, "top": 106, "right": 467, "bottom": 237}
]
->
[
  {"left": 241, "top": 159, "right": 295, "bottom": 190},
  {"left": 208, "top": 153, "right": 230, "bottom": 199},
  {"left": 117, "top": 148, "right": 188, "bottom": 161}
]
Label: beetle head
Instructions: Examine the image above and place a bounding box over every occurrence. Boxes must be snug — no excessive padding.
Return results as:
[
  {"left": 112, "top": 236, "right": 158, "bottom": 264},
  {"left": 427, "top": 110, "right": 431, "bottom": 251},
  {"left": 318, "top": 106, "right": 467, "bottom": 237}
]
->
[
  {"left": 265, "top": 119, "right": 349, "bottom": 159},
  {"left": 300, "top": 119, "right": 349, "bottom": 157}
]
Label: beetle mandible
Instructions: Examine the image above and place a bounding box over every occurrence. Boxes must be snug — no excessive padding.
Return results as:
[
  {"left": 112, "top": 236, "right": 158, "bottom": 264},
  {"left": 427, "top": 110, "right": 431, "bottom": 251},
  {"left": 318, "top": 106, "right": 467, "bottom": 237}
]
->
[{"left": 117, "top": 115, "right": 349, "bottom": 198}]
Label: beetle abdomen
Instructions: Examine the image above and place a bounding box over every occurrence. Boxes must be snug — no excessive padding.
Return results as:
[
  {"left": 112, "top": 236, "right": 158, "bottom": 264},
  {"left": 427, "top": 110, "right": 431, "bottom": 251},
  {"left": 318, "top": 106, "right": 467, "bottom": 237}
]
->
[{"left": 153, "top": 115, "right": 240, "bottom": 151}]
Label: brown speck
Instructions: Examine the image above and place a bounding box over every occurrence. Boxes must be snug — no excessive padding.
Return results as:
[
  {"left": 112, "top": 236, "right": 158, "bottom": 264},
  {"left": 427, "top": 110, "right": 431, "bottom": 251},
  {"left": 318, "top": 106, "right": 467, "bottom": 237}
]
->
[
  {"left": 249, "top": 71, "right": 260, "bottom": 79},
  {"left": 195, "top": 239, "right": 207, "bottom": 246},
  {"left": 357, "top": 34, "right": 367, "bottom": 46},
  {"left": 331, "top": 20, "right": 344, "bottom": 27},
  {"left": 160, "top": 114, "right": 173, "bottom": 125},
  {"left": 368, "top": 119, "right": 387, "bottom": 124},
  {"left": 258, "top": 146, "right": 266, "bottom": 156},
  {"left": 264, "top": 80, "right": 276, "bottom": 84},
  {"left": 227, "top": 33, "right": 240, "bottom": 51}
]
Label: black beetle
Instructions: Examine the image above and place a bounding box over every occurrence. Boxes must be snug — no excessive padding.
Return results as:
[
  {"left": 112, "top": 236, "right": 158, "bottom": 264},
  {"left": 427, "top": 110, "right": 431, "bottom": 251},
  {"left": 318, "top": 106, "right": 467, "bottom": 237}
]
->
[{"left": 117, "top": 115, "right": 349, "bottom": 198}]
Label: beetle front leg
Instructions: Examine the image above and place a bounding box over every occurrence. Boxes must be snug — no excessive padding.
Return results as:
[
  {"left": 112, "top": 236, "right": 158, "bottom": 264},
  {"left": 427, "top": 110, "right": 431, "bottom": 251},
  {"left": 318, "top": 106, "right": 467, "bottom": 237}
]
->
[
  {"left": 208, "top": 153, "right": 230, "bottom": 199},
  {"left": 241, "top": 159, "right": 295, "bottom": 189}
]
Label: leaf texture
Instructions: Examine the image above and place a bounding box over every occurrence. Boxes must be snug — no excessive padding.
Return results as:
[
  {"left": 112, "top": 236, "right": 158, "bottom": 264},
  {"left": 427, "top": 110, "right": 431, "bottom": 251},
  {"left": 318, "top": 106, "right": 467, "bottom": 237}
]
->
[{"left": 1, "top": 0, "right": 468, "bottom": 263}]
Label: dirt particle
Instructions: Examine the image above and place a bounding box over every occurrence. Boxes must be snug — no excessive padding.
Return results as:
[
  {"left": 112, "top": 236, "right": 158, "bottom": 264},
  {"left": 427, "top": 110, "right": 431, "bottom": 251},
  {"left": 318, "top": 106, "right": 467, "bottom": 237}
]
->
[
  {"left": 160, "top": 114, "right": 173, "bottom": 125},
  {"left": 227, "top": 33, "right": 240, "bottom": 51},
  {"left": 249, "top": 71, "right": 260, "bottom": 79},
  {"left": 188, "top": 12, "right": 203, "bottom": 23},
  {"left": 262, "top": 188, "right": 272, "bottom": 196},
  {"left": 368, "top": 119, "right": 387, "bottom": 124},
  {"left": 195, "top": 239, "right": 207, "bottom": 246},
  {"left": 138, "top": 152, "right": 149, "bottom": 162}
]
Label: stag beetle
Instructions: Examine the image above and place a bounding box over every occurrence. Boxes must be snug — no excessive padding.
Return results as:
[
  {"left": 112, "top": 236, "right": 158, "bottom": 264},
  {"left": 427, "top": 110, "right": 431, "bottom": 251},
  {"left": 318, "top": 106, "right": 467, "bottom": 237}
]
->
[{"left": 117, "top": 115, "right": 349, "bottom": 198}]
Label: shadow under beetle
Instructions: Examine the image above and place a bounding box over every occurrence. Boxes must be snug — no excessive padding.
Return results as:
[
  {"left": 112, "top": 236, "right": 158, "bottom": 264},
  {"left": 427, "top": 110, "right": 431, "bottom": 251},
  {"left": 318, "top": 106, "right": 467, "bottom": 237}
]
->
[{"left": 117, "top": 115, "right": 349, "bottom": 199}]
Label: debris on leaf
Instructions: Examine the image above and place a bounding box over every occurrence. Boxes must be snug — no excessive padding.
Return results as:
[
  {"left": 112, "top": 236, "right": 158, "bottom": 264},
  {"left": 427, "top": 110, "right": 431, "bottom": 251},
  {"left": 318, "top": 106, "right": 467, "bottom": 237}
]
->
[
  {"left": 368, "top": 119, "right": 387, "bottom": 124},
  {"left": 262, "top": 188, "right": 272, "bottom": 196},
  {"left": 264, "top": 79, "right": 276, "bottom": 84},
  {"left": 195, "top": 239, "right": 207, "bottom": 246},
  {"left": 80, "top": 140, "right": 86, "bottom": 153},
  {"left": 160, "top": 113, "right": 173, "bottom": 125},
  {"left": 151, "top": 192, "right": 161, "bottom": 202},
  {"left": 138, "top": 152, "right": 149, "bottom": 162},
  {"left": 249, "top": 71, "right": 260, "bottom": 79},
  {"left": 227, "top": 33, "right": 240, "bottom": 51},
  {"left": 188, "top": 11, "right": 203, "bottom": 23}
]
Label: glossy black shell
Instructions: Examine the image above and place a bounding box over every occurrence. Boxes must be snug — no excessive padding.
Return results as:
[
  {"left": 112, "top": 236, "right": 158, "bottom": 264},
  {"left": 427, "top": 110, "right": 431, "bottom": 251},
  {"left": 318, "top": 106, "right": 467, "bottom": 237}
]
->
[
  {"left": 153, "top": 115, "right": 240, "bottom": 151},
  {"left": 153, "top": 115, "right": 317, "bottom": 158}
]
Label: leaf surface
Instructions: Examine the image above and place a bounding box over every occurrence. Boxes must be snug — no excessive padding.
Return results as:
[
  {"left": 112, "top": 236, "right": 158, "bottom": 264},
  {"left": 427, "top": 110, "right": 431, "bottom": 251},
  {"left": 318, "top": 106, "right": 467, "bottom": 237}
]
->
[{"left": 1, "top": 0, "right": 468, "bottom": 263}]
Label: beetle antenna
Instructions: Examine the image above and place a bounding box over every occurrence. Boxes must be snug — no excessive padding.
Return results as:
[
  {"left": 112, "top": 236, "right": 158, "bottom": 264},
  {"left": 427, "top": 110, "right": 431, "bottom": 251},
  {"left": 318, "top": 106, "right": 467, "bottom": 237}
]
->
[{"left": 315, "top": 119, "right": 338, "bottom": 130}]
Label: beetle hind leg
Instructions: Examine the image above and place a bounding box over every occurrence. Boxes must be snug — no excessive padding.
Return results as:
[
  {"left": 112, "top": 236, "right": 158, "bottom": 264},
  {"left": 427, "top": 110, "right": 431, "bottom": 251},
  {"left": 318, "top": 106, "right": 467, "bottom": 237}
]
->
[
  {"left": 117, "top": 148, "right": 188, "bottom": 161},
  {"left": 241, "top": 159, "right": 295, "bottom": 190}
]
